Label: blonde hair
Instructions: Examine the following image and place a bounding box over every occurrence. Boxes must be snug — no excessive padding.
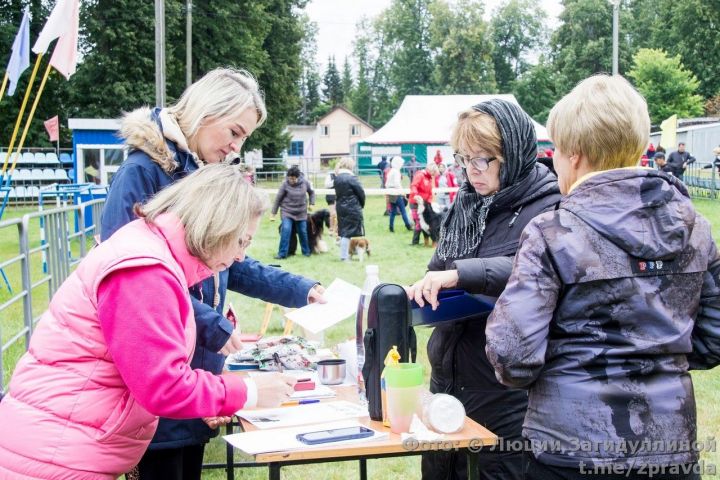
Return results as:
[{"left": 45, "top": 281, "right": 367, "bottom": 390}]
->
[
  {"left": 167, "top": 67, "right": 267, "bottom": 146},
  {"left": 336, "top": 157, "right": 355, "bottom": 172},
  {"left": 451, "top": 109, "right": 503, "bottom": 160},
  {"left": 137, "top": 164, "right": 269, "bottom": 264},
  {"left": 547, "top": 74, "right": 650, "bottom": 170}
]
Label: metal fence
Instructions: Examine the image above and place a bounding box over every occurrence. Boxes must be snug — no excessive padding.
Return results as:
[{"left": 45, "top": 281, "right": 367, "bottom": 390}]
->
[
  {"left": 0, "top": 199, "right": 104, "bottom": 394},
  {"left": 682, "top": 162, "right": 720, "bottom": 199}
]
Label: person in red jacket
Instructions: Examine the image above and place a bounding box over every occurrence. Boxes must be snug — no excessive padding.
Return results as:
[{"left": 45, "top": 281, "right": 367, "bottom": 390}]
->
[{"left": 409, "top": 163, "right": 439, "bottom": 245}]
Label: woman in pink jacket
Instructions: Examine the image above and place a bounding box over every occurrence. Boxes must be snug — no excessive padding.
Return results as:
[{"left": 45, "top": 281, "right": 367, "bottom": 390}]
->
[{"left": 0, "top": 164, "right": 295, "bottom": 480}]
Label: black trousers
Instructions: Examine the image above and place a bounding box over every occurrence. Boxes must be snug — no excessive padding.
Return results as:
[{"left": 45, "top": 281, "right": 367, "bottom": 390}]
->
[
  {"left": 136, "top": 444, "right": 205, "bottom": 480},
  {"left": 524, "top": 451, "right": 700, "bottom": 480}
]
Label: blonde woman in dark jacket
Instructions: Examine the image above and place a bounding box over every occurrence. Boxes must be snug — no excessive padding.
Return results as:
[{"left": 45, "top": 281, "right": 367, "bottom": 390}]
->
[{"left": 487, "top": 75, "right": 720, "bottom": 480}]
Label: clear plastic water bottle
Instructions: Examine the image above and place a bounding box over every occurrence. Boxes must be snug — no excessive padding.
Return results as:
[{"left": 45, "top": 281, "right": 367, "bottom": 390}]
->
[{"left": 356, "top": 264, "right": 380, "bottom": 405}]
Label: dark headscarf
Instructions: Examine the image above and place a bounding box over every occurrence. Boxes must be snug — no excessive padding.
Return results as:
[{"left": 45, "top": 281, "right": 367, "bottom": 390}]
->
[
  {"left": 473, "top": 99, "right": 537, "bottom": 195},
  {"left": 436, "top": 99, "right": 538, "bottom": 261}
]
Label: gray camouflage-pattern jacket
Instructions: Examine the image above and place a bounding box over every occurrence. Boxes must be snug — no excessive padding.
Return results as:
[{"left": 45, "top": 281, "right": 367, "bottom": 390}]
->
[{"left": 486, "top": 168, "right": 720, "bottom": 469}]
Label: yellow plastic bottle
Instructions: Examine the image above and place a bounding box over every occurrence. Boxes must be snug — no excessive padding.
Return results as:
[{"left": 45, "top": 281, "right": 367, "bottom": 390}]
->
[{"left": 381, "top": 345, "right": 401, "bottom": 427}]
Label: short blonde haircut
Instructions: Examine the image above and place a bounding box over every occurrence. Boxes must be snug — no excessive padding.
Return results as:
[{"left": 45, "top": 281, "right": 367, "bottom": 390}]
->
[
  {"left": 547, "top": 74, "right": 650, "bottom": 170},
  {"left": 336, "top": 157, "right": 355, "bottom": 171},
  {"left": 451, "top": 109, "right": 504, "bottom": 161},
  {"left": 168, "top": 67, "right": 267, "bottom": 145},
  {"left": 137, "top": 164, "right": 269, "bottom": 264}
]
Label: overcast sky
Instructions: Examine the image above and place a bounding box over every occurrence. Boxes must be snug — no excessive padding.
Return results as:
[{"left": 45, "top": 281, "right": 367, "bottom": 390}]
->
[{"left": 304, "top": 0, "right": 563, "bottom": 69}]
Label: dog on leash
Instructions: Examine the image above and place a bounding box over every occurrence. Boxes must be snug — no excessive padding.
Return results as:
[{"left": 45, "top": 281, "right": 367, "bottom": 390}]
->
[
  {"left": 416, "top": 198, "right": 442, "bottom": 246},
  {"left": 349, "top": 237, "right": 371, "bottom": 261},
  {"left": 286, "top": 209, "right": 331, "bottom": 255}
]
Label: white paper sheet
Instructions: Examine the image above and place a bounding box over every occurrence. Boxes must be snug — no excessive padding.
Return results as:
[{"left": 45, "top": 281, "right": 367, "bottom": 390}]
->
[
  {"left": 223, "top": 420, "right": 388, "bottom": 455},
  {"left": 286, "top": 278, "right": 362, "bottom": 333},
  {"left": 237, "top": 400, "right": 368, "bottom": 430}
]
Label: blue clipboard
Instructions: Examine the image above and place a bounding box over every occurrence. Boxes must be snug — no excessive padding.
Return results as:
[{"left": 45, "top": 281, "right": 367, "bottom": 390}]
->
[{"left": 411, "top": 289, "right": 496, "bottom": 327}]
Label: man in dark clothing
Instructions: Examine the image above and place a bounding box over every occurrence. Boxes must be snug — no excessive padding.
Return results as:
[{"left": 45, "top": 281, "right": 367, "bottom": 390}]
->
[
  {"left": 377, "top": 156, "right": 388, "bottom": 188},
  {"left": 666, "top": 142, "right": 695, "bottom": 180}
]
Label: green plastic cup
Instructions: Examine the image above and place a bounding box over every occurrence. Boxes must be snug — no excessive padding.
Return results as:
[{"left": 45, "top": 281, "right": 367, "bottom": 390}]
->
[
  {"left": 383, "top": 363, "right": 424, "bottom": 387},
  {"left": 383, "top": 363, "right": 424, "bottom": 433}
]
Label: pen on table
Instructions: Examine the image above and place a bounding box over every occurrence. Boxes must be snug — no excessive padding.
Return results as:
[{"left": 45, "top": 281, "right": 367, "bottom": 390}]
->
[
  {"left": 273, "top": 352, "right": 284, "bottom": 373},
  {"left": 281, "top": 399, "right": 320, "bottom": 407}
]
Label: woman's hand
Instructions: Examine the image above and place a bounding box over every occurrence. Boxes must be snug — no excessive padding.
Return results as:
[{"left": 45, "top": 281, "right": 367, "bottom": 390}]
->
[
  {"left": 202, "top": 416, "right": 233, "bottom": 429},
  {"left": 219, "top": 330, "right": 244, "bottom": 356},
  {"left": 406, "top": 270, "right": 459, "bottom": 310},
  {"left": 254, "top": 373, "right": 297, "bottom": 408},
  {"left": 307, "top": 284, "right": 327, "bottom": 304}
]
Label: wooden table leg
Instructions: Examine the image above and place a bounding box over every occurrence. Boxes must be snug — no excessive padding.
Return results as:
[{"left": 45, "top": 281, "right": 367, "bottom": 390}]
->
[{"left": 259, "top": 302, "right": 274, "bottom": 336}]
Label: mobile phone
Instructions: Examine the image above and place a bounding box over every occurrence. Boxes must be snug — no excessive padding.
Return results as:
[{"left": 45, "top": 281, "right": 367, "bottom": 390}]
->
[{"left": 296, "top": 426, "right": 375, "bottom": 445}]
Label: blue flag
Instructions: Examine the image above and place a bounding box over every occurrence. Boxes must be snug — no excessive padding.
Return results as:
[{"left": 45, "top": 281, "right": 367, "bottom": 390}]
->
[{"left": 7, "top": 8, "right": 31, "bottom": 96}]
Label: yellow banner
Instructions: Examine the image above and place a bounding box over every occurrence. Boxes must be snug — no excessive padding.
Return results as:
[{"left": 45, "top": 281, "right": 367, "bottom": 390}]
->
[{"left": 660, "top": 114, "right": 677, "bottom": 150}]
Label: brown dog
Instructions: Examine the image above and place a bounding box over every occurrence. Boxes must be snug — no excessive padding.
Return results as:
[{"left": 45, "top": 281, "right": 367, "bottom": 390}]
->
[{"left": 349, "top": 237, "right": 371, "bottom": 261}]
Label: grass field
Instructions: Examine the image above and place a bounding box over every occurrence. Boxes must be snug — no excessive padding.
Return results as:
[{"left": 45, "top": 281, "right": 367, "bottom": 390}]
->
[{"left": 0, "top": 186, "right": 718, "bottom": 479}]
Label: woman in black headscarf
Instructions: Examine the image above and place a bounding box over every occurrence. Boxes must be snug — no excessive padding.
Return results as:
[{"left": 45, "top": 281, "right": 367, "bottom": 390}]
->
[{"left": 407, "top": 99, "right": 561, "bottom": 480}]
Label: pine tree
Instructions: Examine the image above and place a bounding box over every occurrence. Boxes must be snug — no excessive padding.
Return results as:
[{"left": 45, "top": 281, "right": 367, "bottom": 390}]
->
[{"left": 322, "top": 56, "right": 342, "bottom": 106}]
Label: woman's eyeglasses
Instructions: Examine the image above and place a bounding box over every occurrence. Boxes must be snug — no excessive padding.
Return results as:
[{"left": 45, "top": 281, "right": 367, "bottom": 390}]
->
[{"left": 453, "top": 153, "right": 497, "bottom": 172}]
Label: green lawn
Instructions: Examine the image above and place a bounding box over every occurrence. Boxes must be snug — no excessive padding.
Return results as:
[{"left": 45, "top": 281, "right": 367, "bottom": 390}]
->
[{"left": 0, "top": 189, "right": 718, "bottom": 478}]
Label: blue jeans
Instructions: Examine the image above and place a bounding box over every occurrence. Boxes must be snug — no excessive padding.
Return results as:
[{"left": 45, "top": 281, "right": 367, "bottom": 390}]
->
[
  {"left": 389, "top": 196, "right": 411, "bottom": 230},
  {"left": 278, "top": 217, "right": 310, "bottom": 257},
  {"left": 340, "top": 236, "right": 350, "bottom": 260}
]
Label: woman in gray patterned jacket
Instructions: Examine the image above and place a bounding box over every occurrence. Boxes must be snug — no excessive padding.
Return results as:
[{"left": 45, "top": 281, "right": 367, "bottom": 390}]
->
[{"left": 486, "top": 75, "right": 720, "bottom": 480}]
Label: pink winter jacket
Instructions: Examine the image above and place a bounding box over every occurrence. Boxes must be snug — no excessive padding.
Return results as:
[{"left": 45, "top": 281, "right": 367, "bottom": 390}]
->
[{"left": 0, "top": 214, "right": 248, "bottom": 479}]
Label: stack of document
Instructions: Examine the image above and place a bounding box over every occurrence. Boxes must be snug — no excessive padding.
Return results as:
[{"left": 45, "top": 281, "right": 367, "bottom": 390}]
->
[
  {"left": 224, "top": 420, "right": 387, "bottom": 454},
  {"left": 237, "top": 400, "right": 367, "bottom": 430}
]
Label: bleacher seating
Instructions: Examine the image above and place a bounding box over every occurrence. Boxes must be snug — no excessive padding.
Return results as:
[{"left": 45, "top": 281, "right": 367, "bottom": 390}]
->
[
  {"left": 54, "top": 169, "right": 69, "bottom": 181},
  {"left": 1, "top": 151, "right": 73, "bottom": 203}
]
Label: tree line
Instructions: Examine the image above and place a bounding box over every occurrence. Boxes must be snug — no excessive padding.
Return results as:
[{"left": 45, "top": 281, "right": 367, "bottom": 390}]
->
[
  {"left": 300, "top": 0, "right": 719, "bottom": 129},
  {"left": 0, "top": 0, "right": 307, "bottom": 157},
  {"left": 0, "top": 0, "right": 716, "bottom": 155}
]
